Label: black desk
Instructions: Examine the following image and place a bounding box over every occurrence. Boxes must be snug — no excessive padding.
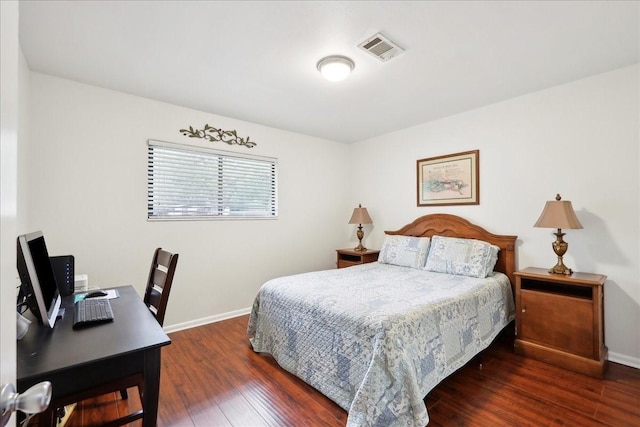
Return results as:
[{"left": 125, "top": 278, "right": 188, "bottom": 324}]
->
[{"left": 17, "top": 285, "right": 171, "bottom": 426}]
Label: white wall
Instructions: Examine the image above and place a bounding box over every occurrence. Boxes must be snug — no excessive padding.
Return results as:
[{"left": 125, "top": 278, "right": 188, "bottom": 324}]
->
[
  {"left": 1, "top": 0, "right": 19, "bottom": 407},
  {"left": 25, "top": 73, "right": 351, "bottom": 327},
  {"left": 349, "top": 65, "right": 640, "bottom": 367},
  {"left": 18, "top": 50, "right": 31, "bottom": 241},
  {"left": 23, "top": 65, "right": 640, "bottom": 366}
]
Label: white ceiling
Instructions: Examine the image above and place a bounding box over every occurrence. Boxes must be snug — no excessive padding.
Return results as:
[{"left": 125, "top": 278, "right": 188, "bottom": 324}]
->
[{"left": 19, "top": 1, "right": 639, "bottom": 143}]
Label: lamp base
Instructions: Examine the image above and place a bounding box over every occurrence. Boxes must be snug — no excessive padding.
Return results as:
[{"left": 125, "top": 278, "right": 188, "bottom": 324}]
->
[
  {"left": 548, "top": 229, "right": 573, "bottom": 275},
  {"left": 354, "top": 225, "right": 367, "bottom": 251},
  {"left": 548, "top": 262, "right": 573, "bottom": 275}
]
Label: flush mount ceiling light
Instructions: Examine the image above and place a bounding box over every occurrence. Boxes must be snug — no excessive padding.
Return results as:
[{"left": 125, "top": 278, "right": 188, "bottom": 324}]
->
[{"left": 317, "top": 55, "right": 355, "bottom": 82}]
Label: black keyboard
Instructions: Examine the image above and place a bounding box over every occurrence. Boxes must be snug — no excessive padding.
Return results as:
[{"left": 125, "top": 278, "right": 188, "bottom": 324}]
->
[{"left": 73, "top": 298, "right": 115, "bottom": 328}]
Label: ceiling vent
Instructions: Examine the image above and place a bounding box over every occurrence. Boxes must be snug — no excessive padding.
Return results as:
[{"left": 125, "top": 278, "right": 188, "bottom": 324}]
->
[{"left": 358, "top": 33, "right": 404, "bottom": 62}]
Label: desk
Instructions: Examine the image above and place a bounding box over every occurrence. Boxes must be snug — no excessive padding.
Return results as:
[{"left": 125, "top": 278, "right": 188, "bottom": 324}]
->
[{"left": 17, "top": 285, "right": 171, "bottom": 426}]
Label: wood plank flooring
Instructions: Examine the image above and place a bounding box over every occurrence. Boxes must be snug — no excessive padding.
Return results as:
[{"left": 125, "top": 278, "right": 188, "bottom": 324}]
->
[{"left": 64, "top": 315, "right": 640, "bottom": 427}]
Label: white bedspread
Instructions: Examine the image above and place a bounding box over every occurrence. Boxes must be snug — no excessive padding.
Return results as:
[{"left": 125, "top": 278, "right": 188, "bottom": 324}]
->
[{"left": 248, "top": 262, "right": 515, "bottom": 426}]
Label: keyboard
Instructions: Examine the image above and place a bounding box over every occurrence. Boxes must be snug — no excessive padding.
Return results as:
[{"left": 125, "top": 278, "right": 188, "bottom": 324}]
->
[{"left": 73, "top": 298, "right": 115, "bottom": 328}]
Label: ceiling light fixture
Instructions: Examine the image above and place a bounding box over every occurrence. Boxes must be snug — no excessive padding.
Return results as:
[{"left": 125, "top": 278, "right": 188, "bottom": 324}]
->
[{"left": 317, "top": 55, "right": 355, "bottom": 82}]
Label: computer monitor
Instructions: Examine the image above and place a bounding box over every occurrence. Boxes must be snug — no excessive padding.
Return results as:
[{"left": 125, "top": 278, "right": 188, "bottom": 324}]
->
[{"left": 17, "top": 231, "right": 62, "bottom": 328}]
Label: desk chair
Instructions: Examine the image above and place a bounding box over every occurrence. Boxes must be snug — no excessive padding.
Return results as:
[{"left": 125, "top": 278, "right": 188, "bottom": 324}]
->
[
  {"left": 144, "top": 248, "right": 179, "bottom": 327},
  {"left": 58, "top": 248, "right": 178, "bottom": 427},
  {"left": 119, "top": 248, "right": 178, "bottom": 400}
]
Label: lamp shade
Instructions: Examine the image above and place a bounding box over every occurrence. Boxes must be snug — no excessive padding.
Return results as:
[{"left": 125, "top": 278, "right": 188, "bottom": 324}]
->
[
  {"left": 534, "top": 194, "right": 583, "bottom": 229},
  {"left": 348, "top": 204, "right": 373, "bottom": 225}
]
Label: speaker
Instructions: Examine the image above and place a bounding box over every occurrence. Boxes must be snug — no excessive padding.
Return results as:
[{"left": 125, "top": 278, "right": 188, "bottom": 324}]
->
[{"left": 50, "top": 255, "right": 75, "bottom": 297}]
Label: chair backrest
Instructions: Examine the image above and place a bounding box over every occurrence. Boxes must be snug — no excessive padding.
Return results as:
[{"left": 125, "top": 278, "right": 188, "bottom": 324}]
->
[{"left": 143, "top": 248, "right": 178, "bottom": 326}]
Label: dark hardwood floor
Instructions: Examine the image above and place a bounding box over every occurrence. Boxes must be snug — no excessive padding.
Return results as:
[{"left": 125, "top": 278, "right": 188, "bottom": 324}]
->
[{"left": 65, "top": 315, "right": 640, "bottom": 427}]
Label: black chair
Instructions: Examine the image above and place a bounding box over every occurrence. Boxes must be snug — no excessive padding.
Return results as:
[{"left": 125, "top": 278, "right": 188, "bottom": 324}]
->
[
  {"left": 119, "top": 248, "right": 178, "bottom": 405},
  {"left": 143, "top": 247, "right": 179, "bottom": 327}
]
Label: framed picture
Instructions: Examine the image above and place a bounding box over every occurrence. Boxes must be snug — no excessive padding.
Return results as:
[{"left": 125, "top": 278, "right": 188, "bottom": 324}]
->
[{"left": 417, "top": 150, "right": 479, "bottom": 206}]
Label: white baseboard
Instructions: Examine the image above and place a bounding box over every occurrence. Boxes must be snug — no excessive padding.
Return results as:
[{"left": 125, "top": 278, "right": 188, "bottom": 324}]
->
[
  {"left": 56, "top": 403, "right": 77, "bottom": 427},
  {"left": 609, "top": 351, "right": 640, "bottom": 370},
  {"left": 163, "top": 307, "right": 251, "bottom": 334},
  {"left": 163, "top": 308, "right": 640, "bottom": 371}
]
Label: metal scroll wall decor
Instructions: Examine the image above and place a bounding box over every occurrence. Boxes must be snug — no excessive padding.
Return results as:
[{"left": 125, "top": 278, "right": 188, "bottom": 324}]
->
[{"left": 180, "top": 124, "right": 257, "bottom": 148}]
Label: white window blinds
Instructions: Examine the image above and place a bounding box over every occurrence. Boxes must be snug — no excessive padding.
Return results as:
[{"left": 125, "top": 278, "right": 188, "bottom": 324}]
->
[{"left": 147, "top": 140, "right": 277, "bottom": 219}]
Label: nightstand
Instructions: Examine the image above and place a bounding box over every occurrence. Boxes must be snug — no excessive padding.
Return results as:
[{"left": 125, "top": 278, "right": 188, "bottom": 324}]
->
[
  {"left": 514, "top": 267, "right": 607, "bottom": 378},
  {"left": 336, "top": 248, "right": 379, "bottom": 269}
]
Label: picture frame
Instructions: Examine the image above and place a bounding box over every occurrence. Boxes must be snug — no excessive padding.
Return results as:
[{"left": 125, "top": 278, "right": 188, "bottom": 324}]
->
[{"left": 417, "top": 150, "right": 479, "bottom": 206}]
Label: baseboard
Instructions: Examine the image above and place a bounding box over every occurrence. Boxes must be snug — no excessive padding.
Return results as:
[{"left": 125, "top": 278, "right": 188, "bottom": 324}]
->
[
  {"left": 163, "top": 307, "right": 251, "bottom": 334},
  {"left": 163, "top": 308, "right": 640, "bottom": 371},
  {"left": 609, "top": 351, "right": 640, "bottom": 370},
  {"left": 56, "top": 403, "right": 77, "bottom": 427}
]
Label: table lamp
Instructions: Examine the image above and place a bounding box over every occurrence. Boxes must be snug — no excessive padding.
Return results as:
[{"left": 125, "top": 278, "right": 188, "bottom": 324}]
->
[
  {"left": 534, "top": 194, "right": 583, "bottom": 275},
  {"left": 348, "top": 204, "right": 373, "bottom": 251}
]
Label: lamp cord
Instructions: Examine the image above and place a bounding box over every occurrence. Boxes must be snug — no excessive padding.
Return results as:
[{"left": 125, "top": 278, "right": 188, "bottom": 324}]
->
[{"left": 16, "top": 285, "right": 28, "bottom": 314}]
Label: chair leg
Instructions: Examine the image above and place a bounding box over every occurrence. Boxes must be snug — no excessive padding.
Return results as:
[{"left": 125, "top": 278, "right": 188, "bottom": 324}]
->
[{"left": 120, "top": 388, "right": 128, "bottom": 400}]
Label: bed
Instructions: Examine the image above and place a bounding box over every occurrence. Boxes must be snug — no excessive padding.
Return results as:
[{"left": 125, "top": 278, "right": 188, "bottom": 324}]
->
[{"left": 248, "top": 214, "right": 517, "bottom": 426}]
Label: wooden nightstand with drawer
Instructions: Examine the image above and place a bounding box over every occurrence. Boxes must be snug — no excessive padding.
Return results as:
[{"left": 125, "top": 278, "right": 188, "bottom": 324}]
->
[
  {"left": 336, "top": 248, "right": 379, "bottom": 269},
  {"left": 514, "top": 267, "right": 607, "bottom": 378}
]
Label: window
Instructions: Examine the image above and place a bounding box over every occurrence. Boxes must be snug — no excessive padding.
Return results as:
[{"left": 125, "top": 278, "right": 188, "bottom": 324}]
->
[{"left": 147, "top": 140, "right": 277, "bottom": 219}]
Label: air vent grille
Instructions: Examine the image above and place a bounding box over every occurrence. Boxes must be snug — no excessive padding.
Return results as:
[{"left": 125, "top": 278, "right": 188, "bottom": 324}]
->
[{"left": 358, "top": 33, "right": 404, "bottom": 62}]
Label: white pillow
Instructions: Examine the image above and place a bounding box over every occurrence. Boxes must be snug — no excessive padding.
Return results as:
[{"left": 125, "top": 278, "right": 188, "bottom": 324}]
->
[
  {"left": 424, "top": 236, "right": 500, "bottom": 278},
  {"left": 378, "top": 235, "right": 431, "bottom": 269}
]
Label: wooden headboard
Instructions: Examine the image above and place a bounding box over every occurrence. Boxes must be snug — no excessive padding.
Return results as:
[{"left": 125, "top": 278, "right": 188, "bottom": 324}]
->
[{"left": 385, "top": 213, "right": 518, "bottom": 286}]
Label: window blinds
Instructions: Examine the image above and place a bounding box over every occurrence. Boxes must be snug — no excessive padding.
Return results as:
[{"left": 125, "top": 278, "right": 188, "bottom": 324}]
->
[{"left": 147, "top": 140, "right": 277, "bottom": 219}]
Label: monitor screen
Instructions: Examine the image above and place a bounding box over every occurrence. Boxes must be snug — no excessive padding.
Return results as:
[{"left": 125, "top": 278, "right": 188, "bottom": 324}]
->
[{"left": 17, "top": 231, "right": 61, "bottom": 328}]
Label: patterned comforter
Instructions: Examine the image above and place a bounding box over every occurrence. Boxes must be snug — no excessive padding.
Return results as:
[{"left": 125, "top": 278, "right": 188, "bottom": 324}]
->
[{"left": 247, "top": 262, "right": 515, "bottom": 426}]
